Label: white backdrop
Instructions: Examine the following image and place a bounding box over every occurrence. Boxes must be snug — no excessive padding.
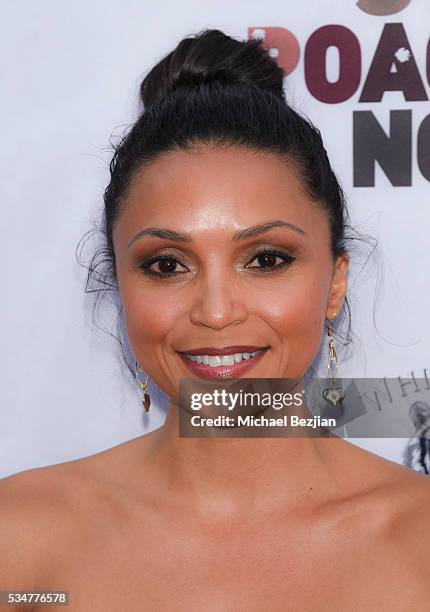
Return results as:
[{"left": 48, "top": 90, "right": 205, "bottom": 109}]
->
[{"left": 1, "top": 0, "right": 429, "bottom": 478}]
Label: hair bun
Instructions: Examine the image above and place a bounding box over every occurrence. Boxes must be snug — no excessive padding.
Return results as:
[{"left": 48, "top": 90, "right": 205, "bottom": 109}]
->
[{"left": 140, "top": 28, "right": 285, "bottom": 109}]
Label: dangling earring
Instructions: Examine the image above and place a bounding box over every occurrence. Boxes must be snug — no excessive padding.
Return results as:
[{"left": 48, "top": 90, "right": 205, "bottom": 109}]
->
[
  {"left": 322, "top": 313, "right": 346, "bottom": 409},
  {"left": 135, "top": 361, "right": 151, "bottom": 412}
]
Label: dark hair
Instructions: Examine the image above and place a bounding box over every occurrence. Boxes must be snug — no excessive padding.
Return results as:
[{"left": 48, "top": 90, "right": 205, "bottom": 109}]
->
[{"left": 79, "top": 28, "right": 373, "bottom": 380}]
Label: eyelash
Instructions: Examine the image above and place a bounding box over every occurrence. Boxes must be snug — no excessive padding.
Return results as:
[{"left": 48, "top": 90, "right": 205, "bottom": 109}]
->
[{"left": 139, "top": 249, "right": 297, "bottom": 279}]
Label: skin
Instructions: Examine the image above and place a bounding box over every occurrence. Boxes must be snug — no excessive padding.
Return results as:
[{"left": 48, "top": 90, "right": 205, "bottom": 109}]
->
[{"left": 1, "top": 146, "right": 430, "bottom": 611}]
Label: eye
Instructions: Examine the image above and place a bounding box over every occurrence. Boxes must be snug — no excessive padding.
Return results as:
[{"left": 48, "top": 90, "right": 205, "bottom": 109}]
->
[
  {"left": 245, "top": 249, "right": 296, "bottom": 271},
  {"left": 140, "top": 255, "right": 189, "bottom": 278}
]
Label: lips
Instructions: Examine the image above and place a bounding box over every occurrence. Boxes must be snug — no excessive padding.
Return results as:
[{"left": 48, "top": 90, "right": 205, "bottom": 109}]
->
[
  {"left": 177, "top": 346, "right": 269, "bottom": 379},
  {"left": 179, "top": 346, "right": 266, "bottom": 356}
]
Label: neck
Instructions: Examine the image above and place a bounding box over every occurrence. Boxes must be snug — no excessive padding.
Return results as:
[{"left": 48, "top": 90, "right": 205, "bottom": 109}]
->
[{"left": 142, "top": 397, "right": 344, "bottom": 518}]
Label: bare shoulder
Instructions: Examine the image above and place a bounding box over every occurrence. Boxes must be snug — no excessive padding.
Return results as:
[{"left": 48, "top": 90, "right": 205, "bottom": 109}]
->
[
  {"left": 0, "top": 433, "right": 156, "bottom": 586},
  {"left": 377, "top": 455, "right": 430, "bottom": 596},
  {"left": 379, "top": 452, "right": 430, "bottom": 543},
  {"left": 351, "top": 439, "right": 430, "bottom": 509},
  {"left": 0, "top": 458, "right": 103, "bottom": 586},
  {"left": 339, "top": 439, "right": 430, "bottom": 586},
  {"left": 0, "top": 463, "right": 81, "bottom": 587}
]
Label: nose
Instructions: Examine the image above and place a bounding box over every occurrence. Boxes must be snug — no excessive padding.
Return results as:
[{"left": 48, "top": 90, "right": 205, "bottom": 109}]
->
[{"left": 189, "top": 269, "right": 248, "bottom": 330}]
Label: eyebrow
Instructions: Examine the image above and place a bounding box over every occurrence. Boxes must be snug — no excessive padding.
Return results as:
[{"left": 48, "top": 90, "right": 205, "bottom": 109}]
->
[{"left": 127, "top": 220, "right": 305, "bottom": 249}]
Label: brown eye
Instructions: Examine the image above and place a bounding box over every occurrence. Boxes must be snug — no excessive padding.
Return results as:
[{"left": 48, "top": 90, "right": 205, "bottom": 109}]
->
[
  {"left": 246, "top": 250, "right": 296, "bottom": 270},
  {"left": 140, "top": 255, "right": 189, "bottom": 278},
  {"left": 156, "top": 259, "right": 179, "bottom": 274},
  {"left": 255, "top": 253, "right": 280, "bottom": 267}
]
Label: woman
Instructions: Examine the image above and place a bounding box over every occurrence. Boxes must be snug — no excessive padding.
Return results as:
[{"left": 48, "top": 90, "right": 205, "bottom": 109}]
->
[{"left": 1, "top": 28, "right": 429, "bottom": 610}]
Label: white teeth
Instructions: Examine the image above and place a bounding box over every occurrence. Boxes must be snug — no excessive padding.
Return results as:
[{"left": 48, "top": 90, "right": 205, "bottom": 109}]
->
[
  {"left": 184, "top": 350, "right": 263, "bottom": 367},
  {"left": 208, "top": 356, "right": 222, "bottom": 367},
  {"left": 221, "top": 354, "right": 235, "bottom": 366}
]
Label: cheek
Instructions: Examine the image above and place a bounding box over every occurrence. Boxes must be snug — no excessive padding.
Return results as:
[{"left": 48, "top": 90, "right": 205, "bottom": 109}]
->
[
  {"left": 253, "top": 269, "right": 330, "bottom": 349},
  {"left": 120, "top": 281, "right": 184, "bottom": 351}
]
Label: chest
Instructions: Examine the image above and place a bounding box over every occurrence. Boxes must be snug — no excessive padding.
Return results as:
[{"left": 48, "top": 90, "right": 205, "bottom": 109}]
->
[{"left": 43, "top": 519, "right": 427, "bottom": 611}]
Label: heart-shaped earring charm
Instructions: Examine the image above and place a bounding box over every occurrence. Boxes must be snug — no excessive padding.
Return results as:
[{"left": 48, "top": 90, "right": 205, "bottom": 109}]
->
[{"left": 322, "top": 387, "right": 346, "bottom": 407}]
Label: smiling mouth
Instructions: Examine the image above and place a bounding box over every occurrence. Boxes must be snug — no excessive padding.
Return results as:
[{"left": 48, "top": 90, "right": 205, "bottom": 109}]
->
[
  {"left": 181, "top": 348, "right": 266, "bottom": 367},
  {"left": 177, "top": 346, "right": 269, "bottom": 379}
]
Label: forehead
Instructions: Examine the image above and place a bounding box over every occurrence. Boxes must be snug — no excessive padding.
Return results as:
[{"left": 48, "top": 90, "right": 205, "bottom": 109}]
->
[{"left": 113, "top": 146, "right": 328, "bottom": 246}]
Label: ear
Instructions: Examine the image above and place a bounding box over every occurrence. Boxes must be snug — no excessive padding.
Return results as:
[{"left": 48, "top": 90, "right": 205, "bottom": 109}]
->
[{"left": 326, "top": 253, "right": 349, "bottom": 321}]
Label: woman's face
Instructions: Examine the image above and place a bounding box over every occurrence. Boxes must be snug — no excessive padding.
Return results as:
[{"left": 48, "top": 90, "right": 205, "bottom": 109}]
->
[{"left": 113, "top": 146, "right": 349, "bottom": 400}]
